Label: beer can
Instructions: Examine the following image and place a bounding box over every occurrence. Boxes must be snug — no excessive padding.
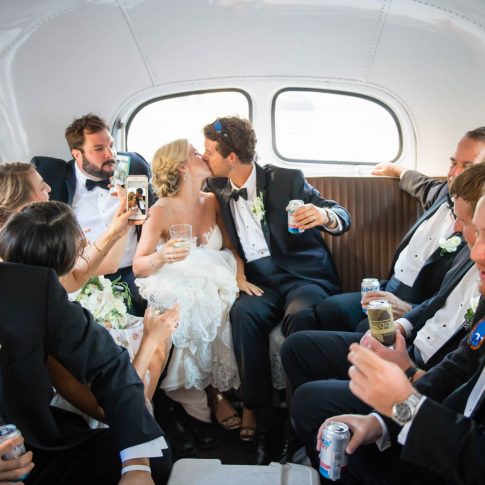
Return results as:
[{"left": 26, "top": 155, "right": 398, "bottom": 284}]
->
[
  {"left": 367, "top": 299, "right": 396, "bottom": 346},
  {"left": 287, "top": 199, "right": 305, "bottom": 234},
  {"left": 0, "top": 424, "right": 26, "bottom": 460},
  {"left": 319, "top": 421, "right": 350, "bottom": 481},
  {"left": 361, "top": 278, "right": 380, "bottom": 313}
]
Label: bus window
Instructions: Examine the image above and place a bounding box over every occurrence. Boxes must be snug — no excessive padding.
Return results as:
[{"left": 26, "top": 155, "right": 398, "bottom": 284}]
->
[
  {"left": 126, "top": 90, "right": 251, "bottom": 161},
  {"left": 273, "top": 89, "right": 401, "bottom": 165}
]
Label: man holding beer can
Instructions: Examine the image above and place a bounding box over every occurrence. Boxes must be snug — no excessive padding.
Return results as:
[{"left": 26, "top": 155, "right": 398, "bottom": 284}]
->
[{"left": 0, "top": 425, "right": 33, "bottom": 483}]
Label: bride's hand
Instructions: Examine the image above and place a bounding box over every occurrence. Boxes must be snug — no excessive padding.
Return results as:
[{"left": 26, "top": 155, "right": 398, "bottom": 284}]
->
[
  {"left": 160, "top": 239, "right": 190, "bottom": 264},
  {"left": 237, "top": 277, "right": 264, "bottom": 296}
]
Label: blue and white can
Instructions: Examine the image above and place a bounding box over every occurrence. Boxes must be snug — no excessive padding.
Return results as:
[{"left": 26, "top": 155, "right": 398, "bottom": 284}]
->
[
  {"left": 361, "top": 277, "right": 380, "bottom": 313},
  {"left": 319, "top": 421, "right": 350, "bottom": 481},
  {"left": 287, "top": 199, "right": 305, "bottom": 234},
  {"left": 0, "top": 425, "right": 25, "bottom": 460}
]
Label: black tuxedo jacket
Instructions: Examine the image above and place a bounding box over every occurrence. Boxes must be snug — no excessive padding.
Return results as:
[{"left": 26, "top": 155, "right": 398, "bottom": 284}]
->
[
  {"left": 31, "top": 152, "right": 155, "bottom": 206},
  {"left": 385, "top": 171, "right": 460, "bottom": 303},
  {"left": 0, "top": 263, "right": 162, "bottom": 452},
  {"left": 385, "top": 299, "right": 485, "bottom": 485},
  {"left": 206, "top": 163, "right": 351, "bottom": 295}
]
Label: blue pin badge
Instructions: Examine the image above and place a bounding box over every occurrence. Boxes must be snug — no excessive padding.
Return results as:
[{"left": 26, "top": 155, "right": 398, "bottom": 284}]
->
[{"left": 469, "top": 319, "right": 485, "bottom": 350}]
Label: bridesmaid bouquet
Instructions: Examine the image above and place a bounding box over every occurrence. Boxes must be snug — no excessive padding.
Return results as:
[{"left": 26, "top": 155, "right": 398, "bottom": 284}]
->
[{"left": 75, "top": 276, "right": 131, "bottom": 330}]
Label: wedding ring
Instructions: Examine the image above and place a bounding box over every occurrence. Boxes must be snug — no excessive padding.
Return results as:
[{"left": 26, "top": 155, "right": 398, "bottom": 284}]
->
[
  {"left": 154, "top": 309, "right": 162, "bottom": 316},
  {"left": 175, "top": 322, "right": 179, "bottom": 328}
]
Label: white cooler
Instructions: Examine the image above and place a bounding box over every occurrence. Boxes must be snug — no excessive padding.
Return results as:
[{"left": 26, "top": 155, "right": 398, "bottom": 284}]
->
[{"left": 167, "top": 459, "right": 320, "bottom": 485}]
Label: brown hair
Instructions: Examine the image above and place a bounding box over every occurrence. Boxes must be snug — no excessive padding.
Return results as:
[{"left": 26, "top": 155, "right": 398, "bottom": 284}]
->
[
  {"left": 151, "top": 139, "right": 190, "bottom": 197},
  {"left": 0, "top": 162, "right": 36, "bottom": 227},
  {"left": 65, "top": 113, "right": 110, "bottom": 151},
  {"left": 466, "top": 127, "right": 485, "bottom": 143},
  {"left": 0, "top": 201, "right": 85, "bottom": 276},
  {"left": 450, "top": 161, "right": 485, "bottom": 212},
  {"left": 203, "top": 116, "right": 256, "bottom": 164}
]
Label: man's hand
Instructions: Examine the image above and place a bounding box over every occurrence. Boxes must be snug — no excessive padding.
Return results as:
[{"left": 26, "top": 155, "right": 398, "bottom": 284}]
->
[
  {"left": 360, "top": 332, "right": 413, "bottom": 371},
  {"left": 361, "top": 291, "right": 411, "bottom": 319},
  {"left": 371, "top": 162, "right": 404, "bottom": 178},
  {"left": 293, "top": 203, "right": 328, "bottom": 229},
  {"left": 317, "top": 414, "right": 382, "bottom": 455},
  {"left": 0, "top": 436, "right": 34, "bottom": 484},
  {"left": 236, "top": 277, "right": 264, "bottom": 296},
  {"left": 348, "top": 343, "right": 414, "bottom": 416}
]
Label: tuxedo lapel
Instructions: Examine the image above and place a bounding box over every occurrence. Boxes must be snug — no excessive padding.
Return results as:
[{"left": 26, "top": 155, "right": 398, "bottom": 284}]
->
[
  {"left": 65, "top": 160, "right": 77, "bottom": 206},
  {"left": 219, "top": 180, "right": 245, "bottom": 258},
  {"left": 255, "top": 164, "right": 271, "bottom": 249},
  {"left": 389, "top": 194, "right": 449, "bottom": 276}
]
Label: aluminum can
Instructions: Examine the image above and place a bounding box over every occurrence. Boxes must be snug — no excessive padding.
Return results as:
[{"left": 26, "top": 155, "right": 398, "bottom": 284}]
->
[
  {"left": 367, "top": 299, "right": 396, "bottom": 346},
  {"left": 319, "top": 421, "right": 350, "bottom": 481},
  {"left": 0, "top": 424, "right": 25, "bottom": 460},
  {"left": 287, "top": 199, "right": 305, "bottom": 234},
  {"left": 361, "top": 278, "right": 380, "bottom": 313}
]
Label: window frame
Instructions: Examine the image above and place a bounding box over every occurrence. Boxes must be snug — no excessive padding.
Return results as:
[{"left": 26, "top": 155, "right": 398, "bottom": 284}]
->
[
  {"left": 125, "top": 88, "right": 253, "bottom": 148},
  {"left": 271, "top": 87, "right": 403, "bottom": 166}
]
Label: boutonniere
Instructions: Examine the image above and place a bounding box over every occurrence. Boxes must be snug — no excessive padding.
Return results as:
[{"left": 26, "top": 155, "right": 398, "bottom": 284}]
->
[
  {"left": 438, "top": 235, "right": 461, "bottom": 256},
  {"left": 464, "top": 296, "right": 480, "bottom": 330},
  {"left": 250, "top": 191, "right": 266, "bottom": 223}
]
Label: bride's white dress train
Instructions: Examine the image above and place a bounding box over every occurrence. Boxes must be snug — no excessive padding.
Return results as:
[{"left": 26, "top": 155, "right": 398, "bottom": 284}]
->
[{"left": 136, "top": 226, "right": 241, "bottom": 392}]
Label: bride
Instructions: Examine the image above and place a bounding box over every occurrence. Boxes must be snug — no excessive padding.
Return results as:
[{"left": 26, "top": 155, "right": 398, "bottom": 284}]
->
[{"left": 133, "top": 139, "right": 262, "bottom": 431}]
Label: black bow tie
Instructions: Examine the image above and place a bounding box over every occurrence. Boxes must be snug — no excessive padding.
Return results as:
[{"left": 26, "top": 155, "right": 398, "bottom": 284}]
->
[
  {"left": 86, "top": 179, "right": 110, "bottom": 191},
  {"left": 231, "top": 188, "right": 248, "bottom": 201}
]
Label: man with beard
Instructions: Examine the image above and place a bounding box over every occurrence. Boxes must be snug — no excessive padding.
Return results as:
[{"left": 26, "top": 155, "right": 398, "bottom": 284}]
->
[{"left": 33, "top": 114, "right": 151, "bottom": 314}]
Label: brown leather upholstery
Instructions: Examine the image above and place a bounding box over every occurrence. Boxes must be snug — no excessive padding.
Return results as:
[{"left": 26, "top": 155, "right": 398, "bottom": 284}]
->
[{"left": 307, "top": 176, "right": 422, "bottom": 293}]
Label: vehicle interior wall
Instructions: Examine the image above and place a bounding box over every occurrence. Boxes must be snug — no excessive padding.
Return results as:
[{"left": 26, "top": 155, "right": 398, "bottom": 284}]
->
[{"left": 1, "top": 0, "right": 485, "bottom": 176}]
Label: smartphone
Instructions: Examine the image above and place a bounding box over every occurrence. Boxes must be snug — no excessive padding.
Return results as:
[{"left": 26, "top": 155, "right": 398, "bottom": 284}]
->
[
  {"left": 126, "top": 175, "right": 148, "bottom": 220},
  {"left": 112, "top": 154, "right": 131, "bottom": 187}
]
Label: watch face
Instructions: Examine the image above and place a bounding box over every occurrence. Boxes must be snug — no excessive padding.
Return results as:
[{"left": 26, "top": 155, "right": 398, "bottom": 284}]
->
[{"left": 393, "top": 402, "right": 413, "bottom": 423}]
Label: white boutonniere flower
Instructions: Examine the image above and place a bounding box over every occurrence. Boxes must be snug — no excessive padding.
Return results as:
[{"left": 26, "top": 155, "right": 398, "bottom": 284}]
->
[
  {"left": 464, "top": 295, "right": 480, "bottom": 330},
  {"left": 250, "top": 191, "right": 266, "bottom": 223},
  {"left": 438, "top": 235, "right": 461, "bottom": 256}
]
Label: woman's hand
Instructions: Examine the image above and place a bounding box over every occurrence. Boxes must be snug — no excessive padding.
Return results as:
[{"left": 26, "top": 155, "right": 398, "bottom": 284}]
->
[
  {"left": 0, "top": 436, "right": 34, "bottom": 484},
  {"left": 156, "top": 239, "right": 190, "bottom": 266},
  {"left": 143, "top": 305, "right": 180, "bottom": 345},
  {"left": 236, "top": 276, "right": 264, "bottom": 296}
]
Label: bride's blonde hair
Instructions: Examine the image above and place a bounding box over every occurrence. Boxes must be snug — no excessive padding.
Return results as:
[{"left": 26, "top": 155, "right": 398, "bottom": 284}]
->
[{"left": 151, "top": 139, "right": 190, "bottom": 197}]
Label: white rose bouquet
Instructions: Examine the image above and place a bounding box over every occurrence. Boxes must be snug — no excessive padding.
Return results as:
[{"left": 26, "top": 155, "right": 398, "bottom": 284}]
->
[{"left": 75, "top": 276, "right": 131, "bottom": 330}]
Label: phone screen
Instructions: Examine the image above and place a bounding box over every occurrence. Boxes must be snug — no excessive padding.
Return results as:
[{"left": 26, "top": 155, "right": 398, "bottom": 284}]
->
[
  {"left": 126, "top": 175, "right": 148, "bottom": 220},
  {"left": 112, "top": 154, "right": 131, "bottom": 186}
]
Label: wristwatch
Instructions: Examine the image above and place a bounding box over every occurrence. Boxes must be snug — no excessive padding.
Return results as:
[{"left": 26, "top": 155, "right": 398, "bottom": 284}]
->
[{"left": 391, "top": 390, "right": 422, "bottom": 426}]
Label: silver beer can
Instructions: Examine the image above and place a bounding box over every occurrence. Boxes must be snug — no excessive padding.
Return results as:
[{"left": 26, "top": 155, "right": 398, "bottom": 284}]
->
[
  {"left": 319, "top": 421, "right": 350, "bottom": 481},
  {"left": 287, "top": 199, "right": 305, "bottom": 234},
  {"left": 0, "top": 424, "right": 26, "bottom": 460},
  {"left": 361, "top": 277, "right": 380, "bottom": 313}
]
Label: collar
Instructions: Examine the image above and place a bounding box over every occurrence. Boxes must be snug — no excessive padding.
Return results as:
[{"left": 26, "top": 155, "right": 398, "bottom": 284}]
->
[{"left": 229, "top": 164, "right": 256, "bottom": 200}]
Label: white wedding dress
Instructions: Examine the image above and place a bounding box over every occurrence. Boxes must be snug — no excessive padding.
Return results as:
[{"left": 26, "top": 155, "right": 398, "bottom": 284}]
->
[{"left": 136, "top": 226, "right": 241, "bottom": 392}]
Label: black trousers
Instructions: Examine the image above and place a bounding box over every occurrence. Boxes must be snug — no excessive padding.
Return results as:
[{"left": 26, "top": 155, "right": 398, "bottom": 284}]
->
[
  {"left": 315, "top": 292, "right": 368, "bottom": 332},
  {"left": 281, "top": 331, "right": 365, "bottom": 467},
  {"left": 25, "top": 429, "right": 172, "bottom": 485},
  {"left": 230, "top": 257, "right": 330, "bottom": 410}
]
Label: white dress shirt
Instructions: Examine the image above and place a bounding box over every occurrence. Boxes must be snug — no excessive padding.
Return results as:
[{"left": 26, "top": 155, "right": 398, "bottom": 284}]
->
[
  {"left": 413, "top": 266, "right": 479, "bottom": 363},
  {"left": 71, "top": 164, "right": 137, "bottom": 268},
  {"left": 393, "top": 202, "right": 455, "bottom": 287}
]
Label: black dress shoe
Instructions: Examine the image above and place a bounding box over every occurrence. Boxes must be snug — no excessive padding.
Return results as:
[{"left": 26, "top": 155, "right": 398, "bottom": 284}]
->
[
  {"left": 247, "top": 427, "right": 276, "bottom": 465},
  {"left": 189, "top": 419, "right": 218, "bottom": 450},
  {"left": 166, "top": 419, "right": 196, "bottom": 456}
]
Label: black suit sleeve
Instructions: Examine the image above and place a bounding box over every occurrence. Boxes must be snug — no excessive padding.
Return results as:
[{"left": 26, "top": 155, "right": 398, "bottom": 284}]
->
[
  {"left": 44, "top": 270, "right": 161, "bottom": 451},
  {"left": 399, "top": 170, "right": 447, "bottom": 210},
  {"left": 402, "top": 397, "right": 485, "bottom": 485}
]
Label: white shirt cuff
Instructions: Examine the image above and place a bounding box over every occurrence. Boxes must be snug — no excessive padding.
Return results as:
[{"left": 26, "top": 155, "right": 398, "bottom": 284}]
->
[
  {"left": 318, "top": 208, "right": 343, "bottom": 233},
  {"left": 370, "top": 412, "right": 391, "bottom": 451},
  {"left": 120, "top": 436, "right": 168, "bottom": 462},
  {"left": 397, "top": 396, "right": 427, "bottom": 445},
  {"left": 396, "top": 318, "right": 413, "bottom": 338}
]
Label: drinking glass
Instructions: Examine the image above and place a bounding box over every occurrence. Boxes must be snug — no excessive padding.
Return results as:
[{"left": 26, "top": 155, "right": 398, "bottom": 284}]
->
[
  {"left": 148, "top": 289, "right": 178, "bottom": 316},
  {"left": 169, "top": 223, "right": 192, "bottom": 249}
]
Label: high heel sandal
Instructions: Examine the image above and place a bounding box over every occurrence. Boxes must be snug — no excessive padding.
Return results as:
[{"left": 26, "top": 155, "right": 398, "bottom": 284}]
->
[
  {"left": 239, "top": 407, "right": 256, "bottom": 442},
  {"left": 212, "top": 392, "right": 242, "bottom": 431}
]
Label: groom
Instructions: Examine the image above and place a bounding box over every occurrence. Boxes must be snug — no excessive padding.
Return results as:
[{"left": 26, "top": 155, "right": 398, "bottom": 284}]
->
[{"left": 203, "top": 116, "right": 351, "bottom": 463}]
